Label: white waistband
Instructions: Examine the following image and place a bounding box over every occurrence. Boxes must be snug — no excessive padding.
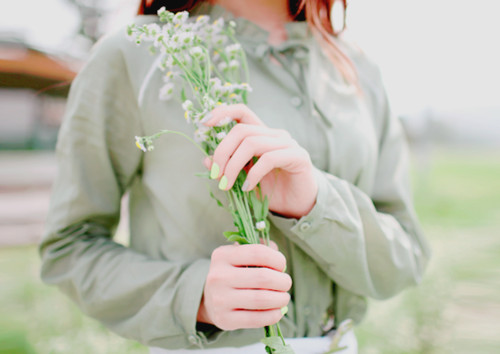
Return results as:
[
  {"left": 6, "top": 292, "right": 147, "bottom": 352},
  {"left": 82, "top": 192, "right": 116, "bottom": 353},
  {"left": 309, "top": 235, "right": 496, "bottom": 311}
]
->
[{"left": 150, "top": 330, "right": 357, "bottom": 354}]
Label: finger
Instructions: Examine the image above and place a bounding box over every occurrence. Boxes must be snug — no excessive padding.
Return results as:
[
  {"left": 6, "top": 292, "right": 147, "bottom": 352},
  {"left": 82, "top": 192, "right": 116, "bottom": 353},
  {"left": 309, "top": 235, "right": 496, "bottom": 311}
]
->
[
  {"left": 203, "top": 156, "right": 211, "bottom": 170},
  {"left": 229, "top": 289, "right": 290, "bottom": 311},
  {"left": 223, "top": 308, "right": 284, "bottom": 330},
  {"left": 226, "top": 244, "right": 287, "bottom": 272},
  {"left": 210, "top": 124, "right": 276, "bottom": 179},
  {"left": 204, "top": 103, "right": 263, "bottom": 127},
  {"left": 211, "top": 124, "right": 287, "bottom": 180},
  {"left": 221, "top": 135, "right": 290, "bottom": 190},
  {"left": 243, "top": 148, "right": 307, "bottom": 191},
  {"left": 260, "top": 238, "right": 279, "bottom": 251},
  {"left": 231, "top": 267, "right": 292, "bottom": 292}
]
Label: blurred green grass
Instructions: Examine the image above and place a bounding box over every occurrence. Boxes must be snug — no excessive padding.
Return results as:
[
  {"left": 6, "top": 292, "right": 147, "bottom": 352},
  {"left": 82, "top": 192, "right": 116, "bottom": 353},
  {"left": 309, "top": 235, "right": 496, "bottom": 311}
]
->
[{"left": 1, "top": 147, "right": 499, "bottom": 353}]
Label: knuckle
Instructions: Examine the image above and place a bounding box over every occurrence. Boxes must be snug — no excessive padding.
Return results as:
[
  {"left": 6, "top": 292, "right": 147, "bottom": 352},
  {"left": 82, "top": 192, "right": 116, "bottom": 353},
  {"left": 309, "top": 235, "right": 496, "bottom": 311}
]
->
[
  {"left": 234, "top": 103, "right": 247, "bottom": 112},
  {"left": 277, "top": 129, "right": 292, "bottom": 140},
  {"left": 206, "top": 270, "right": 222, "bottom": 285},
  {"left": 231, "top": 123, "right": 245, "bottom": 135},
  {"left": 211, "top": 246, "right": 227, "bottom": 262}
]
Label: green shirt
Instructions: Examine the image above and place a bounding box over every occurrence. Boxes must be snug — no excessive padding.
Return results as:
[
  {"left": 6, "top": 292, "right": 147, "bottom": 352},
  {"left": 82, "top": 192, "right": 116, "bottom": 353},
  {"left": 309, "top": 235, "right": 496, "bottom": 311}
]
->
[{"left": 40, "top": 4, "right": 431, "bottom": 350}]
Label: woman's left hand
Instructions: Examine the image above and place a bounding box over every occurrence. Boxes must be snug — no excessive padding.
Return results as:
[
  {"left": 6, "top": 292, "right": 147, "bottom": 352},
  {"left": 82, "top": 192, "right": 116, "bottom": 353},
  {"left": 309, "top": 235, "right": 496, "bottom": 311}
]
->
[{"left": 204, "top": 104, "right": 318, "bottom": 219}]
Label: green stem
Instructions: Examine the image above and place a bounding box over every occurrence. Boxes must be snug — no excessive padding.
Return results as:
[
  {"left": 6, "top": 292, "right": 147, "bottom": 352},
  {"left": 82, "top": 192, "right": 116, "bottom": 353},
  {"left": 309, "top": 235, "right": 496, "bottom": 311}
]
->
[
  {"left": 275, "top": 323, "right": 286, "bottom": 346},
  {"left": 150, "top": 130, "right": 208, "bottom": 156}
]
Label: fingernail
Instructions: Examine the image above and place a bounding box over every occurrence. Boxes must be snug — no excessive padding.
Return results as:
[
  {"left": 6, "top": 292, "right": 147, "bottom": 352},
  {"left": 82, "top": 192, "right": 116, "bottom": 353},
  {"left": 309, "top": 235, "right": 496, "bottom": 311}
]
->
[
  {"left": 218, "top": 175, "right": 228, "bottom": 190},
  {"left": 281, "top": 306, "right": 288, "bottom": 316},
  {"left": 210, "top": 162, "right": 219, "bottom": 179},
  {"left": 241, "top": 180, "right": 249, "bottom": 192},
  {"left": 283, "top": 264, "right": 287, "bottom": 273}
]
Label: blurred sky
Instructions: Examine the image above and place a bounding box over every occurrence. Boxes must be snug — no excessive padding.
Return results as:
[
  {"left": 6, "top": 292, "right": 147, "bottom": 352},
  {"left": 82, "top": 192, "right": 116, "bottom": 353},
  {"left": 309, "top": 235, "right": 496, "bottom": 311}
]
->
[{"left": 1, "top": 0, "right": 499, "bottom": 116}]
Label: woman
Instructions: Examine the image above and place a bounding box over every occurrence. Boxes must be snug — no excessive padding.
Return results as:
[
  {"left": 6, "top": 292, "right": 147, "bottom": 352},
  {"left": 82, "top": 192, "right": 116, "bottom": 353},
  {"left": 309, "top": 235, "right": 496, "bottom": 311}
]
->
[{"left": 40, "top": 0, "right": 431, "bottom": 352}]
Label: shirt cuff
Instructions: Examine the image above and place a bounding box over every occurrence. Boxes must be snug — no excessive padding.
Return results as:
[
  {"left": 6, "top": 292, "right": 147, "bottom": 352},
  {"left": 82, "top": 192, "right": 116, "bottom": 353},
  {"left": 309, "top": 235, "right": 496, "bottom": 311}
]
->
[{"left": 268, "top": 168, "right": 334, "bottom": 240}]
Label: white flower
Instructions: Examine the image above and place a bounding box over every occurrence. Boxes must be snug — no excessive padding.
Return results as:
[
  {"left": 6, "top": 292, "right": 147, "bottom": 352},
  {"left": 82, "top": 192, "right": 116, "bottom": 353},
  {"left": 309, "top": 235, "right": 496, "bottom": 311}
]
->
[
  {"left": 179, "top": 32, "right": 195, "bottom": 47},
  {"left": 210, "top": 77, "right": 223, "bottom": 96},
  {"left": 216, "top": 132, "right": 227, "bottom": 140},
  {"left": 173, "top": 11, "right": 189, "bottom": 25},
  {"left": 218, "top": 62, "right": 228, "bottom": 71},
  {"left": 135, "top": 136, "right": 147, "bottom": 152},
  {"left": 228, "top": 59, "right": 240, "bottom": 69},
  {"left": 202, "top": 94, "right": 216, "bottom": 110},
  {"left": 225, "top": 43, "right": 242, "bottom": 56},
  {"left": 189, "top": 46, "right": 204, "bottom": 59},
  {"left": 239, "top": 82, "right": 253, "bottom": 92},
  {"left": 212, "top": 18, "right": 225, "bottom": 34},
  {"left": 182, "top": 100, "right": 194, "bottom": 111},
  {"left": 159, "top": 82, "right": 174, "bottom": 101},
  {"left": 255, "top": 221, "right": 266, "bottom": 231},
  {"left": 216, "top": 116, "right": 233, "bottom": 127},
  {"left": 146, "top": 23, "right": 161, "bottom": 37},
  {"left": 194, "top": 15, "right": 210, "bottom": 27},
  {"left": 212, "top": 35, "right": 227, "bottom": 46},
  {"left": 194, "top": 125, "right": 210, "bottom": 142}
]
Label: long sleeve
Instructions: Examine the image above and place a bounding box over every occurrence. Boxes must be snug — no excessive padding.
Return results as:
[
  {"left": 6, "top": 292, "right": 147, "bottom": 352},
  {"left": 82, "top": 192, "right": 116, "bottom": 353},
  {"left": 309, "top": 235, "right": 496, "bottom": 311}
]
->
[
  {"left": 269, "top": 79, "right": 431, "bottom": 301},
  {"left": 39, "top": 35, "right": 211, "bottom": 349}
]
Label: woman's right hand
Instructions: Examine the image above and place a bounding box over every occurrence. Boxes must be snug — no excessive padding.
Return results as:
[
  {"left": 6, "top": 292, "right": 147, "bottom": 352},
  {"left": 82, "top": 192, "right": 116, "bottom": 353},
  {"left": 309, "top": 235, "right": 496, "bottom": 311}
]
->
[{"left": 197, "top": 243, "right": 292, "bottom": 331}]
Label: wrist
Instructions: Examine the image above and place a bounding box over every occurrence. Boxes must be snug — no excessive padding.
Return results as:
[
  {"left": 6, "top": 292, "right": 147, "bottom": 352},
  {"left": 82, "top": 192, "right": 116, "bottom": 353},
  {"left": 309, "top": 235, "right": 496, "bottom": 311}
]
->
[{"left": 196, "top": 294, "right": 213, "bottom": 325}]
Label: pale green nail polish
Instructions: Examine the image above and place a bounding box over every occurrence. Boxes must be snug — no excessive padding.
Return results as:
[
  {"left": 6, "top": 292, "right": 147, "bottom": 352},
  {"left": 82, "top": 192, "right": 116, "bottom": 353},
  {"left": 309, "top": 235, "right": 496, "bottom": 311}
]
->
[
  {"left": 281, "top": 306, "right": 288, "bottom": 316},
  {"left": 283, "top": 264, "right": 287, "bottom": 273},
  {"left": 218, "top": 175, "right": 228, "bottom": 190},
  {"left": 210, "top": 163, "right": 219, "bottom": 179}
]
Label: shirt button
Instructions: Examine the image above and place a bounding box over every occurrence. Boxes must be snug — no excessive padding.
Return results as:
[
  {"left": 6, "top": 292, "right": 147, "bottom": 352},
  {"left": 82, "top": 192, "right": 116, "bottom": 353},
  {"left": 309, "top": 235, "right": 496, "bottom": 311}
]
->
[
  {"left": 299, "top": 221, "right": 311, "bottom": 232},
  {"left": 290, "top": 96, "right": 302, "bottom": 107},
  {"left": 188, "top": 334, "right": 198, "bottom": 345}
]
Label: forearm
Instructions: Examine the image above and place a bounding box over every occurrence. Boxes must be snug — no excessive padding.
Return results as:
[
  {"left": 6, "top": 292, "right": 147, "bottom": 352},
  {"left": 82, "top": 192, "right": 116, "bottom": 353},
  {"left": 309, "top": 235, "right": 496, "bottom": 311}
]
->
[
  {"left": 269, "top": 168, "right": 430, "bottom": 300},
  {"left": 40, "top": 221, "right": 211, "bottom": 349}
]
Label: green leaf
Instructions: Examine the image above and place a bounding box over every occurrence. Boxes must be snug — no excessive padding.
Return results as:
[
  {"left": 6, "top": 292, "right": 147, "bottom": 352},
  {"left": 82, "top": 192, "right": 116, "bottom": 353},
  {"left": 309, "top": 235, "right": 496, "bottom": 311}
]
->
[
  {"left": 181, "top": 88, "right": 187, "bottom": 102},
  {"left": 324, "top": 319, "right": 353, "bottom": 354},
  {"left": 260, "top": 336, "right": 284, "bottom": 349},
  {"left": 262, "top": 195, "right": 269, "bottom": 220},
  {"left": 195, "top": 171, "right": 210, "bottom": 179},
  {"left": 209, "top": 190, "right": 224, "bottom": 208},
  {"left": 223, "top": 232, "right": 249, "bottom": 244},
  {"left": 261, "top": 336, "right": 294, "bottom": 353},
  {"left": 249, "top": 190, "right": 263, "bottom": 219}
]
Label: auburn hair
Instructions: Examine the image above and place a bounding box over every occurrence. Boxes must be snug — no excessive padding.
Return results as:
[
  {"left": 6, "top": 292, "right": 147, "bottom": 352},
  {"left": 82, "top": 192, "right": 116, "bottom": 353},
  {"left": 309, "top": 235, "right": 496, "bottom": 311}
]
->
[{"left": 138, "top": 0, "right": 357, "bottom": 85}]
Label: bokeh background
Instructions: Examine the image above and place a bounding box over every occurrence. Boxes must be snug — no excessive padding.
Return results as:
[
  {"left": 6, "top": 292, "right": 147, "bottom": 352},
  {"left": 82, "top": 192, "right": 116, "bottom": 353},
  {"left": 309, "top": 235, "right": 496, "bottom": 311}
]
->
[{"left": 1, "top": 0, "right": 499, "bottom": 353}]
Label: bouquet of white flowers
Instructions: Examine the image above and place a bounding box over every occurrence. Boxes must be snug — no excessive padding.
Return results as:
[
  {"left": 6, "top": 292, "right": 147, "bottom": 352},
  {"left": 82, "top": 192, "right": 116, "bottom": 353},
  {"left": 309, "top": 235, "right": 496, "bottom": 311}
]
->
[{"left": 128, "top": 7, "right": 293, "bottom": 354}]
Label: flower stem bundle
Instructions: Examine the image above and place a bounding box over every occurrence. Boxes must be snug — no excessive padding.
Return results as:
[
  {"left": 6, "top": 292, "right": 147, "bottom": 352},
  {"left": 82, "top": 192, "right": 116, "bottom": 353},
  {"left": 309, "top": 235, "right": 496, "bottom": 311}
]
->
[{"left": 129, "top": 7, "right": 293, "bottom": 353}]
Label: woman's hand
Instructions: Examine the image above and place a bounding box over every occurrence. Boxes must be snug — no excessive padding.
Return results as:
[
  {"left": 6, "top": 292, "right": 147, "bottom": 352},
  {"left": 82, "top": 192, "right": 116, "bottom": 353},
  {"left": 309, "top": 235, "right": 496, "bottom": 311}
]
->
[
  {"left": 197, "top": 243, "right": 292, "bottom": 331},
  {"left": 204, "top": 104, "right": 318, "bottom": 219}
]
